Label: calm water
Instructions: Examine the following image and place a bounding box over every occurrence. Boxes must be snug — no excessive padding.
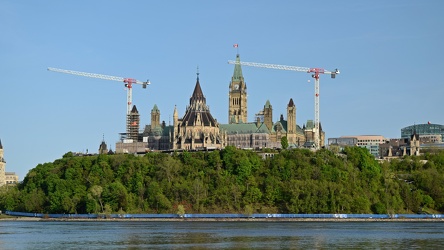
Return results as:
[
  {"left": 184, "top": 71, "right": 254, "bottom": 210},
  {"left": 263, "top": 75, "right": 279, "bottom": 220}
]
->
[{"left": 1, "top": 221, "right": 444, "bottom": 249}]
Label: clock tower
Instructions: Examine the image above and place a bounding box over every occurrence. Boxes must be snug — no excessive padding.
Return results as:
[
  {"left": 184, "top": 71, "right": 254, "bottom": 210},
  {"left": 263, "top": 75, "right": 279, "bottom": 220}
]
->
[{"left": 228, "top": 54, "right": 248, "bottom": 124}]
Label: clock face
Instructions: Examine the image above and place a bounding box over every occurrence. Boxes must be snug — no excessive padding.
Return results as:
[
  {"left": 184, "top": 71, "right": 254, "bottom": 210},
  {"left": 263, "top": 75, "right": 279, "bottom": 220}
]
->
[{"left": 234, "top": 84, "right": 239, "bottom": 90}]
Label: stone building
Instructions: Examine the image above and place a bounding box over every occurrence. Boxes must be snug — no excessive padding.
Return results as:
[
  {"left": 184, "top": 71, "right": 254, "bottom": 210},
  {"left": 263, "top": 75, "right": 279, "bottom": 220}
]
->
[
  {"left": 142, "top": 105, "right": 172, "bottom": 151},
  {"left": 222, "top": 54, "right": 326, "bottom": 149},
  {"left": 379, "top": 133, "right": 420, "bottom": 158},
  {"left": 135, "top": 72, "right": 226, "bottom": 152},
  {"left": 0, "top": 139, "right": 5, "bottom": 186},
  {"left": 0, "top": 140, "right": 18, "bottom": 186},
  {"left": 172, "top": 72, "right": 225, "bottom": 150},
  {"left": 228, "top": 54, "right": 248, "bottom": 124},
  {"left": 98, "top": 136, "right": 114, "bottom": 155},
  {"left": 116, "top": 53, "right": 326, "bottom": 152},
  {"left": 5, "top": 172, "right": 18, "bottom": 185},
  {"left": 99, "top": 140, "right": 108, "bottom": 154},
  {"left": 335, "top": 135, "right": 387, "bottom": 158}
]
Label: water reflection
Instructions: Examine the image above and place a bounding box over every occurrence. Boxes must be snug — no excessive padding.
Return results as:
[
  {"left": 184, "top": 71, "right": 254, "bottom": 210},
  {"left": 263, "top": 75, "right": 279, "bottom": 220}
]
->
[{"left": 0, "top": 221, "right": 443, "bottom": 249}]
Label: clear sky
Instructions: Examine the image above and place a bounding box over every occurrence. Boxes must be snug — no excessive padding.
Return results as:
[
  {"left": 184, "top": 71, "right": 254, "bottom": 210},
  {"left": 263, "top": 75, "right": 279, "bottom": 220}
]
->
[{"left": 1, "top": 1, "right": 443, "bottom": 180}]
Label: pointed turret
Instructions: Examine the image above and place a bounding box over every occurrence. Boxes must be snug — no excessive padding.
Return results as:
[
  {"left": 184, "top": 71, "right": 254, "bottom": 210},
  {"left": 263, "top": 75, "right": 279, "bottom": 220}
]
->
[
  {"left": 173, "top": 105, "right": 178, "bottom": 121},
  {"left": 99, "top": 135, "right": 108, "bottom": 155},
  {"left": 128, "top": 105, "right": 140, "bottom": 141},
  {"left": 288, "top": 98, "right": 295, "bottom": 107},
  {"left": 181, "top": 71, "right": 217, "bottom": 127},
  {"left": 287, "top": 98, "right": 296, "bottom": 134},
  {"left": 190, "top": 72, "right": 206, "bottom": 105},
  {"left": 228, "top": 53, "right": 248, "bottom": 124},
  {"left": 152, "top": 104, "right": 159, "bottom": 112},
  {"left": 151, "top": 104, "right": 160, "bottom": 129},
  {"left": 263, "top": 100, "right": 273, "bottom": 131},
  {"left": 0, "top": 139, "right": 2, "bottom": 149},
  {"left": 131, "top": 105, "right": 139, "bottom": 114},
  {"left": 232, "top": 54, "right": 244, "bottom": 81}
]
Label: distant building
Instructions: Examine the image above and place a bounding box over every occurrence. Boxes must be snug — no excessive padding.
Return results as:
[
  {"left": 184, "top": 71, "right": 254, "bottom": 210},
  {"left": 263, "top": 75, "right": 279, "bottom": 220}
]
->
[
  {"left": 327, "top": 137, "right": 358, "bottom": 152},
  {"left": 116, "top": 105, "right": 149, "bottom": 154},
  {"left": 401, "top": 123, "right": 444, "bottom": 142},
  {"left": 5, "top": 172, "right": 18, "bottom": 185},
  {"left": 0, "top": 140, "right": 19, "bottom": 186},
  {"left": 328, "top": 137, "right": 358, "bottom": 147},
  {"left": 379, "top": 133, "right": 420, "bottom": 158},
  {"left": 98, "top": 137, "right": 113, "bottom": 155},
  {"left": 142, "top": 105, "right": 172, "bottom": 151},
  {"left": 171, "top": 72, "right": 225, "bottom": 150},
  {"left": 222, "top": 54, "right": 325, "bottom": 149},
  {"left": 115, "top": 54, "right": 326, "bottom": 152},
  {"left": 418, "top": 134, "right": 442, "bottom": 144},
  {"left": 334, "top": 135, "right": 387, "bottom": 158}
]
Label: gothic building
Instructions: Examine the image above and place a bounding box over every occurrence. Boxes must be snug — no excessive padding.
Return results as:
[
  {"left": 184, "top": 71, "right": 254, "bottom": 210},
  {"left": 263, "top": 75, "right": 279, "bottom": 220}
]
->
[
  {"left": 0, "top": 140, "right": 18, "bottom": 186},
  {"left": 116, "top": 53, "right": 326, "bottom": 152},
  {"left": 172, "top": 73, "right": 225, "bottom": 150},
  {"left": 128, "top": 105, "right": 140, "bottom": 141},
  {"left": 142, "top": 105, "right": 171, "bottom": 151},
  {"left": 379, "top": 132, "right": 420, "bottom": 158},
  {"left": 221, "top": 53, "right": 325, "bottom": 149},
  {"left": 228, "top": 54, "right": 248, "bottom": 124},
  {"left": 139, "top": 72, "right": 225, "bottom": 152}
]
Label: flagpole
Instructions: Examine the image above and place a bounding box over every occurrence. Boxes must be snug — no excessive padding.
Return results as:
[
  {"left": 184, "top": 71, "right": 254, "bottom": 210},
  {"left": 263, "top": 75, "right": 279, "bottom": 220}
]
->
[{"left": 233, "top": 43, "right": 239, "bottom": 54}]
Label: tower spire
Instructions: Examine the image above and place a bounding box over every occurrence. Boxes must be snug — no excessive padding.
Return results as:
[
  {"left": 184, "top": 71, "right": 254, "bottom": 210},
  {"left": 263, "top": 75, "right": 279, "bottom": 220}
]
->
[
  {"left": 233, "top": 54, "right": 243, "bottom": 81},
  {"left": 228, "top": 52, "right": 248, "bottom": 124},
  {"left": 191, "top": 70, "right": 206, "bottom": 105}
]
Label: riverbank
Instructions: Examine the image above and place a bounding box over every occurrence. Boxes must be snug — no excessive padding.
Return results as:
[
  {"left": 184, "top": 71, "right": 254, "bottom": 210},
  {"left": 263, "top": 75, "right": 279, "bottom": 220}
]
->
[{"left": 2, "top": 217, "right": 444, "bottom": 222}]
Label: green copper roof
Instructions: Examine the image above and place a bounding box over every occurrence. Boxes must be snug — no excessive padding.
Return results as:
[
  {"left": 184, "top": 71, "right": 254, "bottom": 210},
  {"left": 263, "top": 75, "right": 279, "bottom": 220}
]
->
[
  {"left": 264, "top": 100, "right": 271, "bottom": 108},
  {"left": 306, "top": 120, "right": 314, "bottom": 129},
  {"left": 272, "top": 119, "right": 305, "bottom": 135},
  {"left": 256, "top": 122, "right": 270, "bottom": 133},
  {"left": 220, "top": 123, "right": 268, "bottom": 134},
  {"left": 232, "top": 54, "right": 243, "bottom": 81},
  {"left": 152, "top": 104, "right": 159, "bottom": 112}
]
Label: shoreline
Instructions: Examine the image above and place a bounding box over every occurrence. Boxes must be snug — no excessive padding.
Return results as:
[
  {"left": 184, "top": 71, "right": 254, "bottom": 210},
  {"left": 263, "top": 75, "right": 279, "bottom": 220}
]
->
[{"left": 2, "top": 217, "right": 443, "bottom": 222}]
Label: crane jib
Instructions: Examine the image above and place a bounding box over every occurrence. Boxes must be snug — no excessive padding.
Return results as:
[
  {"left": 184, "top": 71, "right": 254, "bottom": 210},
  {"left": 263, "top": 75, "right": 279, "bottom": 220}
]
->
[{"left": 227, "top": 58, "right": 339, "bottom": 150}]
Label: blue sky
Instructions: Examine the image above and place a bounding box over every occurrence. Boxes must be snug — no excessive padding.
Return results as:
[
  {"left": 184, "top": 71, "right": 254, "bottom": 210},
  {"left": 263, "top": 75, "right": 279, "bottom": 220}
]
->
[{"left": 1, "top": 1, "right": 443, "bottom": 180}]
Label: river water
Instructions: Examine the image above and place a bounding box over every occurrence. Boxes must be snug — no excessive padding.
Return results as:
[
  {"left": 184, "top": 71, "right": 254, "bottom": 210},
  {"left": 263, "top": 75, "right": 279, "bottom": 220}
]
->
[{"left": 0, "top": 221, "right": 443, "bottom": 249}]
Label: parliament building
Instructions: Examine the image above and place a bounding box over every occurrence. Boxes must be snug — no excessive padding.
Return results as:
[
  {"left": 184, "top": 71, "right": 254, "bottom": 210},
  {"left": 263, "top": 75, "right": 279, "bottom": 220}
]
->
[{"left": 115, "top": 54, "right": 324, "bottom": 153}]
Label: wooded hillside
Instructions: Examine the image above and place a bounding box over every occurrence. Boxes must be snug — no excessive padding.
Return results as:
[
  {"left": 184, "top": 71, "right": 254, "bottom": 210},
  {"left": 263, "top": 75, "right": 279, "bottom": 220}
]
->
[{"left": 1, "top": 146, "right": 443, "bottom": 215}]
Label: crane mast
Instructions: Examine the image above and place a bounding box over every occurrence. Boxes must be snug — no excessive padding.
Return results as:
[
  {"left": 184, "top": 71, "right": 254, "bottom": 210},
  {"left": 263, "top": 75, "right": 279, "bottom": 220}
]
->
[
  {"left": 47, "top": 67, "right": 150, "bottom": 139},
  {"left": 228, "top": 60, "right": 339, "bottom": 149}
]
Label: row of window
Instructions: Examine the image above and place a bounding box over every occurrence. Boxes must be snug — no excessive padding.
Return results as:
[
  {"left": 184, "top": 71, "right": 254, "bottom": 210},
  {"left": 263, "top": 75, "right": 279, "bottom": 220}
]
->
[{"left": 358, "top": 139, "right": 384, "bottom": 143}]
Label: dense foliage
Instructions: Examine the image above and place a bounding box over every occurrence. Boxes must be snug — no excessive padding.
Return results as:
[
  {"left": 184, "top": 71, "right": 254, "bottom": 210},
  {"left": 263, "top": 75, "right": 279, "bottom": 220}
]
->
[{"left": 1, "top": 146, "right": 444, "bottom": 215}]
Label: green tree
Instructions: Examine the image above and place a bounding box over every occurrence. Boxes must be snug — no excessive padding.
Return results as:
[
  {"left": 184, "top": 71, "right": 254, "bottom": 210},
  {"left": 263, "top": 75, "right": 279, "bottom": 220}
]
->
[
  {"left": 89, "top": 185, "right": 104, "bottom": 212},
  {"left": 177, "top": 204, "right": 185, "bottom": 217},
  {"left": 281, "top": 136, "right": 289, "bottom": 150}
]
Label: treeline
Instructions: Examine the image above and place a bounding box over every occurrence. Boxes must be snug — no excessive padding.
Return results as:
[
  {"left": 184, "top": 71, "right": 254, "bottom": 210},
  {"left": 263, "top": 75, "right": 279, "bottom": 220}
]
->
[{"left": 1, "top": 146, "right": 443, "bottom": 215}]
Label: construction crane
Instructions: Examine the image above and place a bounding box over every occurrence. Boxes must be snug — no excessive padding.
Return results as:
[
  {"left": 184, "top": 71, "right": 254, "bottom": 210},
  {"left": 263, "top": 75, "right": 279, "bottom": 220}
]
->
[
  {"left": 47, "top": 67, "right": 150, "bottom": 138},
  {"left": 228, "top": 60, "right": 339, "bottom": 149}
]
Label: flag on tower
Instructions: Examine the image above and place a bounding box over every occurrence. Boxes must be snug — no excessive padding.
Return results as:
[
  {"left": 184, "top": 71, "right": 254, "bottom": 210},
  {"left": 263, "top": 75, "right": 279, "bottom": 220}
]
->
[{"left": 233, "top": 44, "right": 238, "bottom": 48}]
